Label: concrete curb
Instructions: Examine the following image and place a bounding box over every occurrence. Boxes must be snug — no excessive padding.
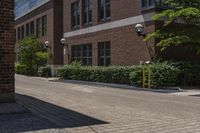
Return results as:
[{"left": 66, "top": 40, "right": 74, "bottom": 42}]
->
[{"left": 49, "top": 79, "right": 181, "bottom": 93}]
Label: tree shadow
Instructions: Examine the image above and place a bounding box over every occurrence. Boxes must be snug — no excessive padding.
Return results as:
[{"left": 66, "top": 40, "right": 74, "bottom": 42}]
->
[{"left": 1, "top": 93, "right": 108, "bottom": 133}]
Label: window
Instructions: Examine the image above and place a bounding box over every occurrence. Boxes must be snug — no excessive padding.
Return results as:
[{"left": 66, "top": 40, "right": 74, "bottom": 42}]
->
[
  {"left": 98, "top": 0, "right": 110, "bottom": 21},
  {"left": 42, "top": 15, "right": 47, "bottom": 36},
  {"left": 30, "top": 21, "right": 35, "bottom": 35},
  {"left": 17, "top": 27, "right": 21, "bottom": 41},
  {"left": 98, "top": 41, "right": 111, "bottom": 66},
  {"left": 21, "top": 25, "right": 25, "bottom": 40},
  {"left": 26, "top": 23, "right": 30, "bottom": 37},
  {"left": 72, "top": 44, "right": 92, "bottom": 65},
  {"left": 142, "top": 0, "right": 155, "bottom": 8},
  {"left": 36, "top": 18, "right": 41, "bottom": 37},
  {"left": 83, "top": 0, "right": 92, "bottom": 25},
  {"left": 71, "top": 1, "right": 80, "bottom": 29}
]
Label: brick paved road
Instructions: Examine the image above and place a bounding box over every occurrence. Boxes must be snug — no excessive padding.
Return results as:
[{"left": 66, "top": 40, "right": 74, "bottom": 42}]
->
[{"left": 15, "top": 75, "right": 200, "bottom": 133}]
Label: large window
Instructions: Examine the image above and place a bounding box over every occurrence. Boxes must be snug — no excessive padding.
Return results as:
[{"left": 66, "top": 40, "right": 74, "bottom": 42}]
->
[
  {"left": 26, "top": 23, "right": 30, "bottom": 37},
  {"left": 142, "top": 0, "right": 155, "bottom": 8},
  {"left": 42, "top": 15, "right": 47, "bottom": 36},
  {"left": 30, "top": 21, "right": 35, "bottom": 35},
  {"left": 98, "top": 41, "right": 111, "bottom": 66},
  {"left": 71, "top": 1, "right": 80, "bottom": 29},
  {"left": 83, "top": 0, "right": 92, "bottom": 25},
  {"left": 98, "top": 0, "right": 110, "bottom": 21},
  {"left": 36, "top": 18, "right": 41, "bottom": 37},
  {"left": 72, "top": 44, "right": 92, "bottom": 65}
]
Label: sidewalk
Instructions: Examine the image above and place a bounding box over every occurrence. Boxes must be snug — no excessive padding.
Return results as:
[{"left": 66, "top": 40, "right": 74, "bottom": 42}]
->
[{"left": 0, "top": 102, "right": 59, "bottom": 133}]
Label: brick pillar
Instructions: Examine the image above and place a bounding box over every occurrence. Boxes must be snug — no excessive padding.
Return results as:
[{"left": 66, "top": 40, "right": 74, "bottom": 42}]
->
[{"left": 0, "top": 0, "right": 15, "bottom": 102}]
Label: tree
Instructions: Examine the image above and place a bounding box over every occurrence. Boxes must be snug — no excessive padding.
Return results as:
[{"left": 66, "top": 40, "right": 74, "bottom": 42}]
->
[
  {"left": 18, "top": 36, "right": 47, "bottom": 75},
  {"left": 145, "top": 0, "right": 200, "bottom": 54}
]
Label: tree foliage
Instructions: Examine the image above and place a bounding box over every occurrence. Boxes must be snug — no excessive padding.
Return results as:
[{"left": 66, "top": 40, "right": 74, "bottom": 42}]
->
[
  {"left": 18, "top": 36, "right": 47, "bottom": 75},
  {"left": 145, "top": 0, "right": 200, "bottom": 54}
]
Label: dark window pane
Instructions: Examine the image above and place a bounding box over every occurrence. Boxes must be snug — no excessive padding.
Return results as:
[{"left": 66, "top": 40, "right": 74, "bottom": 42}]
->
[
  {"left": 30, "top": 21, "right": 34, "bottom": 35},
  {"left": 26, "top": 23, "right": 30, "bottom": 37},
  {"left": 71, "top": 44, "right": 92, "bottom": 65},
  {"left": 36, "top": 18, "right": 41, "bottom": 37},
  {"left": 71, "top": 1, "right": 80, "bottom": 28},
  {"left": 17, "top": 27, "right": 21, "bottom": 40},
  {"left": 98, "top": 41, "right": 111, "bottom": 66}
]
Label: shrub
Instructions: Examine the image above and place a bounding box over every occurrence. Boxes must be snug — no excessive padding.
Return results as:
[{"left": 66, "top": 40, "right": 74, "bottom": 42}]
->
[
  {"left": 130, "top": 62, "right": 180, "bottom": 87},
  {"left": 38, "top": 66, "right": 51, "bottom": 77},
  {"left": 171, "top": 62, "right": 200, "bottom": 86},
  {"left": 58, "top": 63, "right": 132, "bottom": 84},
  {"left": 15, "top": 63, "right": 27, "bottom": 75},
  {"left": 58, "top": 61, "right": 200, "bottom": 87}
]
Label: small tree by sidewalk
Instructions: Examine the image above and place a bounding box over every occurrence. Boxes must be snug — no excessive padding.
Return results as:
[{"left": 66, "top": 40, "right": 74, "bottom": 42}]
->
[{"left": 16, "top": 36, "right": 47, "bottom": 75}]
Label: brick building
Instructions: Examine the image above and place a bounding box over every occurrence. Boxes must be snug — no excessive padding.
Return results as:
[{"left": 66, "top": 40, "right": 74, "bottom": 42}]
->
[
  {"left": 0, "top": 0, "right": 15, "bottom": 102},
  {"left": 63, "top": 0, "right": 156, "bottom": 66},
  {"left": 15, "top": 0, "right": 200, "bottom": 68},
  {"left": 15, "top": 0, "right": 64, "bottom": 72}
]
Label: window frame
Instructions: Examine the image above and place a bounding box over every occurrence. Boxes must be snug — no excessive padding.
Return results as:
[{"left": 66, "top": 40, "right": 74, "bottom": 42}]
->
[
  {"left": 71, "top": 1, "right": 80, "bottom": 29},
  {"left": 98, "top": 0, "right": 111, "bottom": 21},
  {"left": 142, "top": 0, "right": 155, "bottom": 9},
  {"left": 42, "top": 15, "right": 47, "bottom": 36},
  {"left": 82, "top": 0, "right": 92, "bottom": 25},
  {"left": 98, "top": 41, "right": 111, "bottom": 66},
  {"left": 36, "top": 18, "right": 41, "bottom": 37},
  {"left": 71, "top": 44, "right": 92, "bottom": 65}
]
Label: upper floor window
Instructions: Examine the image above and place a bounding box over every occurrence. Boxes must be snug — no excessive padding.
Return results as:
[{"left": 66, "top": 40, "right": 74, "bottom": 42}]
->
[
  {"left": 71, "top": 1, "right": 80, "bottom": 29},
  {"left": 83, "top": 0, "right": 92, "bottom": 25},
  {"left": 98, "top": 0, "right": 110, "bottom": 21},
  {"left": 42, "top": 15, "right": 47, "bottom": 36},
  {"left": 36, "top": 18, "right": 41, "bottom": 37},
  {"left": 142, "top": 0, "right": 155, "bottom": 8}
]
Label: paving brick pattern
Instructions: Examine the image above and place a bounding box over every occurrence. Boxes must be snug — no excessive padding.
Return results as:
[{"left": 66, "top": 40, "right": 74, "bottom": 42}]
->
[{"left": 16, "top": 75, "right": 200, "bottom": 133}]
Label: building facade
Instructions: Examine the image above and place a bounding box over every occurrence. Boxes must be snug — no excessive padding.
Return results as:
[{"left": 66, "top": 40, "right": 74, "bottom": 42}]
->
[
  {"left": 63, "top": 0, "right": 156, "bottom": 66},
  {"left": 15, "top": 0, "right": 64, "bottom": 69},
  {"left": 0, "top": 0, "right": 15, "bottom": 102}
]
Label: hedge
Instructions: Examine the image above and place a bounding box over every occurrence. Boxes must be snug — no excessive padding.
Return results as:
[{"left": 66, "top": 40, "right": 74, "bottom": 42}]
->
[
  {"left": 58, "top": 65, "right": 132, "bottom": 84},
  {"left": 58, "top": 61, "right": 200, "bottom": 87}
]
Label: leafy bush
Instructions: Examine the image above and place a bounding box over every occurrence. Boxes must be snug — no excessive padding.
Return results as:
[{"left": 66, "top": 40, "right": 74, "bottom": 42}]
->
[
  {"left": 58, "top": 61, "right": 200, "bottom": 87},
  {"left": 130, "top": 62, "right": 180, "bottom": 87},
  {"left": 15, "top": 63, "right": 27, "bottom": 75},
  {"left": 38, "top": 66, "right": 51, "bottom": 77},
  {"left": 171, "top": 62, "right": 200, "bottom": 86},
  {"left": 58, "top": 62, "right": 132, "bottom": 84},
  {"left": 17, "top": 36, "right": 47, "bottom": 76}
]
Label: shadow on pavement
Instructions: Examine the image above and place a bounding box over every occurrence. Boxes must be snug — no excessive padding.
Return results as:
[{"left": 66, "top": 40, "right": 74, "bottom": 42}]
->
[{"left": 15, "top": 93, "right": 108, "bottom": 130}]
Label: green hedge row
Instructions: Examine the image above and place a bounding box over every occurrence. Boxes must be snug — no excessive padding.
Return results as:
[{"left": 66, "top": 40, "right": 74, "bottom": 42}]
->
[{"left": 58, "top": 61, "right": 200, "bottom": 87}]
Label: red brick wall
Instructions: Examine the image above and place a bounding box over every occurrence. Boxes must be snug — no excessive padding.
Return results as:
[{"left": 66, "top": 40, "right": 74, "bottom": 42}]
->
[
  {"left": 0, "top": 0, "right": 15, "bottom": 102},
  {"left": 63, "top": 0, "right": 155, "bottom": 65}
]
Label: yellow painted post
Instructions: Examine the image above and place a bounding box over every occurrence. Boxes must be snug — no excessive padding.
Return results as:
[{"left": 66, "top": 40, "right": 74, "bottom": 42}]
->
[
  {"left": 142, "top": 64, "right": 145, "bottom": 88},
  {"left": 147, "top": 64, "right": 151, "bottom": 88}
]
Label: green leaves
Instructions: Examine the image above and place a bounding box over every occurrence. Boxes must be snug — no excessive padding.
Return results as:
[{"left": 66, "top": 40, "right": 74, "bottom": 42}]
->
[
  {"left": 146, "top": 0, "right": 200, "bottom": 54},
  {"left": 17, "top": 36, "right": 47, "bottom": 75}
]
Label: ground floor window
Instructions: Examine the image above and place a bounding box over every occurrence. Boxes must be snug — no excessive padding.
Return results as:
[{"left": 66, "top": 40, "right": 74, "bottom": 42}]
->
[
  {"left": 71, "top": 44, "right": 92, "bottom": 65},
  {"left": 98, "top": 41, "right": 111, "bottom": 66}
]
